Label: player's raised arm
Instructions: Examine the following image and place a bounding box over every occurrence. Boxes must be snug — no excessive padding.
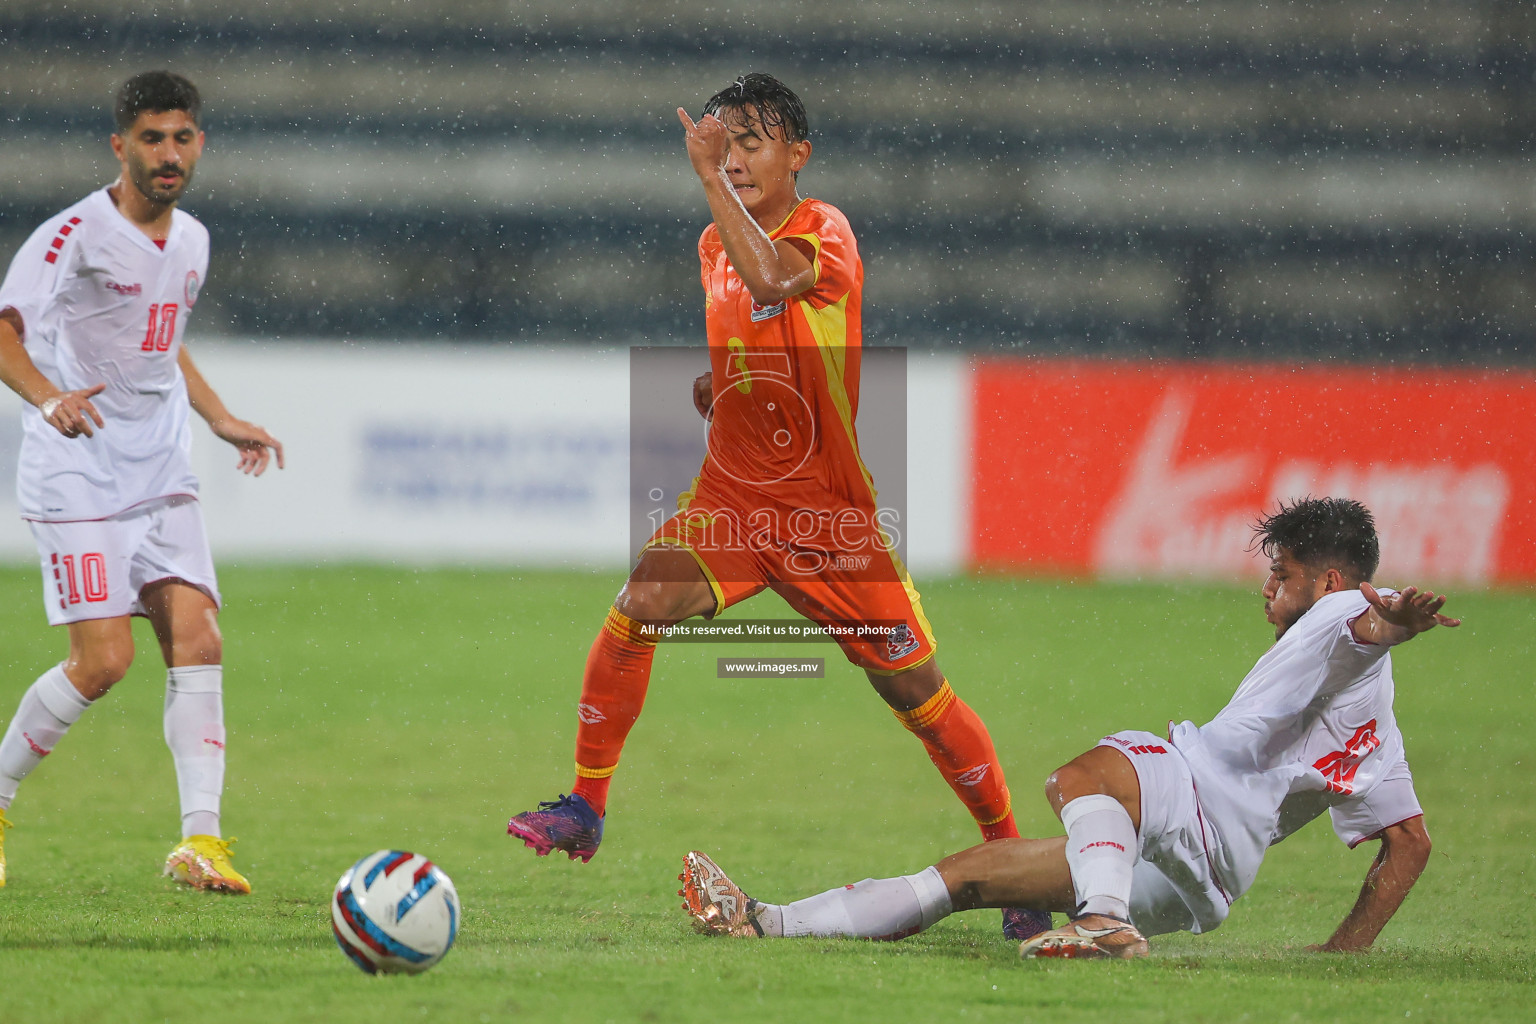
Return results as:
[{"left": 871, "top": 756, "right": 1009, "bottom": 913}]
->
[
  {"left": 177, "top": 344, "right": 284, "bottom": 475},
  {"left": 0, "top": 307, "right": 107, "bottom": 438},
  {"left": 676, "top": 107, "right": 815, "bottom": 305},
  {"left": 1351, "top": 583, "right": 1461, "bottom": 646},
  {"left": 1310, "top": 815, "right": 1432, "bottom": 952}
]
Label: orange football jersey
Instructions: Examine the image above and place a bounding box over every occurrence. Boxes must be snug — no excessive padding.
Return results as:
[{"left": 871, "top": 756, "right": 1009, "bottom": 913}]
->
[{"left": 696, "top": 198, "right": 870, "bottom": 510}]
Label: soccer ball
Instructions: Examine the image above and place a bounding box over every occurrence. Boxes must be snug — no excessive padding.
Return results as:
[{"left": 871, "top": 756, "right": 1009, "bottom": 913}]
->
[{"left": 331, "top": 850, "right": 461, "bottom": 974}]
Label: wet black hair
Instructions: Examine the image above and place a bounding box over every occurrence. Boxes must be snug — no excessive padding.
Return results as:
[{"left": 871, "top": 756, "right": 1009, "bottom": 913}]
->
[
  {"left": 115, "top": 71, "right": 201, "bottom": 132},
  {"left": 1252, "top": 497, "right": 1381, "bottom": 582},
  {"left": 702, "top": 73, "right": 808, "bottom": 143}
]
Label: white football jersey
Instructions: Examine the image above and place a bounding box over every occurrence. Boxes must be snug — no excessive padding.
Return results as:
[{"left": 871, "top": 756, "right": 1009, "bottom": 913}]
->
[
  {"left": 0, "top": 187, "right": 208, "bottom": 521},
  {"left": 1169, "top": 588, "right": 1422, "bottom": 900}
]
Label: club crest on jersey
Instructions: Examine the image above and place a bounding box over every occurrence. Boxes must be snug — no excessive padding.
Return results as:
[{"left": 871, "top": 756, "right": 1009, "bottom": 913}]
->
[
  {"left": 886, "top": 623, "right": 921, "bottom": 661},
  {"left": 749, "top": 299, "right": 786, "bottom": 322},
  {"left": 185, "top": 271, "right": 201, "bottom": 307}
]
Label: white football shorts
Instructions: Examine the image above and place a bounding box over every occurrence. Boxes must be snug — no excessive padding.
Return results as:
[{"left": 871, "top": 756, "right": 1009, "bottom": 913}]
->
[
  {"left": 28, "top": 495, "right": 221, "bottom": 626},
  {"left": 1096, "top": 730, "right": 1234, "bottom": 937}
]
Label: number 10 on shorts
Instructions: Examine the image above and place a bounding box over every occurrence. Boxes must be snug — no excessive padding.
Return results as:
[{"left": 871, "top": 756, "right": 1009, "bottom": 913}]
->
[{"left": 54, "top": 552, "right": 108, "bottom": 604}]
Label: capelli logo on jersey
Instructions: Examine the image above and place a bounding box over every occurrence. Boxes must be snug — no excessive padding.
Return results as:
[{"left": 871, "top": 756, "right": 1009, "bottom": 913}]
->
[
  {"left": 749, "top": 299, "right": 786, "bottom": 322},
  {"left": 105, "top": 281, "right": 142, "bottom": 296}
]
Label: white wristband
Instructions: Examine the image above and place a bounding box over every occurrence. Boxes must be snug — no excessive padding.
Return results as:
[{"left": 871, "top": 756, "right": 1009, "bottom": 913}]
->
[{"left": 39, "top": 397, "right": 61, "bottom": 419}]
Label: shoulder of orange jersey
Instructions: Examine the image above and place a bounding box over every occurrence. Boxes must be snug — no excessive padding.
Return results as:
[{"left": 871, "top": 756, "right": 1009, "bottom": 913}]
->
[{"left": 776, "top": 198, "right": 852, "bottom": 237}]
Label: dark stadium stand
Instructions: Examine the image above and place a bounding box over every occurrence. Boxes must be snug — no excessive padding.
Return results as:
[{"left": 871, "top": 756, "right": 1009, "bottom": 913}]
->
[{"left": 2, "top": 0, "right": 1533, "bottom": 362}]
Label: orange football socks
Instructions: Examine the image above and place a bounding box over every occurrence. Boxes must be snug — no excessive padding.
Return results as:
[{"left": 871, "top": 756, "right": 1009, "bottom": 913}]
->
[
  {"left": 893, "top": 680, "right": 1019, "bottom": 842},
  {"left": 570, "top": 607, "right": 658, "bottom": 817}
]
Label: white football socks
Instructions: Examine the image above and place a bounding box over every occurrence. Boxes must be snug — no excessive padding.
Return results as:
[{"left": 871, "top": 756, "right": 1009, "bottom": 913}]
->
[
  {"left": 164, "top": 665, "right": 226, "bottom": 838},
  {"left": 0, "top": 665, "right": 93, "bottom": 810},
  {"left": 762, "top": 866, "right": 953, "bottom": 940},
  {"left": 1060, "top": 793, "right": 1138, "bottom": 919}
]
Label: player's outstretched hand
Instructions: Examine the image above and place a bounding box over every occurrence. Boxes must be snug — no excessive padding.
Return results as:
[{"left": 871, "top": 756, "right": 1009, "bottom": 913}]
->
[
  {"left": 211, "top": 417, "right": 285, "bottom": 475},
  {"left": 677, "top": 107, "right": 729, "bottom": 178},
  {"left": 39, "top": 384, "right": 107, "bottom": 438},
  {"left": 1361, "top": 582, "right": 1461, "bottom": 636},
  {"left": 693, "top": 370, "right": 714, "bottom": 420}
]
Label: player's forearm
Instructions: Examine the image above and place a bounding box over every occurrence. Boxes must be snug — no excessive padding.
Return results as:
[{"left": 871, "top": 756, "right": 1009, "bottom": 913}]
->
[
  {"left": 177, "top": 346, "right": 233, "bottom": 426},
  {"left": 697, "top": 173, "right": 808, "bottom": 303},
  {"left": 1352, "top": 608, "right": 1422, "bottom": 647},
  {"left": 0, "top": 313, "right": 64, "bottom": 408},
  {"left": 1319, "top": 818, "right": 1430, "bottom": 951}
]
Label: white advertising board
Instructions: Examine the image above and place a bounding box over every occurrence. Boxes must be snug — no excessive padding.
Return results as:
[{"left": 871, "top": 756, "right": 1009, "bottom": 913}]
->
[{"left": 0, "top": 344, "right": 968, "bottom": 576}]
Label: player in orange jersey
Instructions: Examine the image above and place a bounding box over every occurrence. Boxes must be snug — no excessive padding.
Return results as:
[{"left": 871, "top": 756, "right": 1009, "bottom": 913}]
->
[{"left": 507, "top": 73, "right": 1043, "bottom": 938}]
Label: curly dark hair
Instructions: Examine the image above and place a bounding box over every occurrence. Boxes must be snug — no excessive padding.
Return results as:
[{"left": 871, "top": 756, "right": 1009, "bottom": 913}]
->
[
  {"left": 1251, "top": 497, "right": 1381, "bottom": 582},
  {"left": 702, "top": 73, "right": 808, "bottom": 143},
  {"left": 115, "top": 71, "right": 201, "bottom": 132}
]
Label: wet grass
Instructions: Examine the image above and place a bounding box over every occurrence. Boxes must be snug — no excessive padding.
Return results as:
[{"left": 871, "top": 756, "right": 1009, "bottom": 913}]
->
[{"left": 0, "top": 565, "right": 1530, "bottom": 1022}]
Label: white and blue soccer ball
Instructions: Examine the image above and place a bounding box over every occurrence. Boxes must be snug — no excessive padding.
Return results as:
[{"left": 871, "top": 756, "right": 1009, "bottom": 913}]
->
[{"left": 332, "top": 850, "right": 461, "bottom": 974}]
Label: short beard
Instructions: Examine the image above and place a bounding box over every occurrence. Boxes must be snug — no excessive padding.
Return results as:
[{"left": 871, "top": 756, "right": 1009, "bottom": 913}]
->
[
  {"left": 1271, "top": 601, "right": 1312, "bottom": 640},
  {"left": 129, "top": 159, "right": 191, "bottom": 206}
]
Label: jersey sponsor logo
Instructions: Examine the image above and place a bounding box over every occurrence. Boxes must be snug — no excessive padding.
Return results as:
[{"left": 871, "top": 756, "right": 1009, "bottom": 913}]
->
[
  {"left": 1312, "top": 720, "right": 1380, "bottom": 795},
  {"left": 185, "top": 270, "right": 201, "bottom": 307},
  {"left": 749, "top": 299, "right": 786, "bottom": 322},
  {"left": 676, "top": 511, "right": 721, "bottom": 543},
  {"left": 576, "top": 703, "right": 607, "bottom": 725},
  {"left": 886, "top": 623, "right": 921, "bottom": 661},
  {"left": 955, "top": 763, "right": 991, "bottom": 787},
  {"left": 105, "top": 281, "right": 143, "bottom": 296}
]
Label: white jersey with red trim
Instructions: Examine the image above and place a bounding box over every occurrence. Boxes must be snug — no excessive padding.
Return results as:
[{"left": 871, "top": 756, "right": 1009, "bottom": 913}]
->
[
  {"left": 1168, "top": 588, "right": 1421, "bottom": 901},
  {"left": 0, "top": 187, "right": 207, "bottom": 522}
]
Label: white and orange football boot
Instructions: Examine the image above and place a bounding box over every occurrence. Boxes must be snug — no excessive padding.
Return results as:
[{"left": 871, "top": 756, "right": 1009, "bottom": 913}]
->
[
  {"left": 1019, "top": 913, "right": 1149, "bottom": 960},
  {"left": 679, "top": 851, "right": 764, "bottom": 937},
  {"left": 164, "top": 835, "right": 251, "bottom": 894}
]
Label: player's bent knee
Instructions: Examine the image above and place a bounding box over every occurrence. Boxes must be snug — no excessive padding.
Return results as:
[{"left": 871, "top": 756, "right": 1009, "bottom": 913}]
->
[
  {"left": 69, "top": 646, "right": 135, "bottom": 696},
  {"left": 614, "top": 581, "right": 710, "bottom": 626},
  {"left": 1045, "top": 760, "right": 1107, "bottom": 813},
  {"left": 1043, "top": 766, "right": 1073, "bottom": 810}
]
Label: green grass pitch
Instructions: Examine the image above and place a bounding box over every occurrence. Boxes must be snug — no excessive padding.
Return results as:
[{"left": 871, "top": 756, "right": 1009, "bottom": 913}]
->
[{"left": 0, "top": 564, "right": 1531, "bottom": 1022}]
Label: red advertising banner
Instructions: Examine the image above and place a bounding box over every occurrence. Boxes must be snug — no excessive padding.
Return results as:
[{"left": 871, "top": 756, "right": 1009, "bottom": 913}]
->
[{"left": 971, "top": 358, "right": 1536, "bottom": 585}]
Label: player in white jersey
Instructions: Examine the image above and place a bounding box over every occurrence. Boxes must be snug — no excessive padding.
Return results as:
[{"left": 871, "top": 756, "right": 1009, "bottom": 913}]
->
[
  {"left": 0, "top": 72, "right": 283, "bottom": 892},
  {"left": 679, "top": 498, "right": 1455, "bottom": 958}
]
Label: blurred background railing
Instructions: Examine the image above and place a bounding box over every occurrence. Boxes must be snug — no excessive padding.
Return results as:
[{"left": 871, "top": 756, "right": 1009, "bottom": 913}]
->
[{"left": 5, "top": 0, "right": 1534, "bottom": 363}]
